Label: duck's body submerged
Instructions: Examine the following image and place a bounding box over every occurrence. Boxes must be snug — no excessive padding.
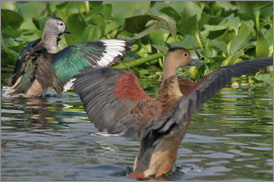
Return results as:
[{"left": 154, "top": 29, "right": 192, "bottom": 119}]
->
[
  {"left": 74, "top": 47, "right": 273, "bottom": 179},
  {"left": 4, "top": 17, "right": 131, "bottom": 98}
]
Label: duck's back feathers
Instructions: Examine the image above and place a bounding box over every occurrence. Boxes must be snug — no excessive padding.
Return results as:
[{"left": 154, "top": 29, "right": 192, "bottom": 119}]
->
[
  {"left": 5, "top": 38, "right": 41, "bottom": 86},
  {"left": 143, "top": 57, "right": 273, "bottom": 137},
  {"left": 51, "top": 40, "right": 132, "bottom": 96},
  {"left": 74, "top": 67, "right": 150, "bottom": 133}
]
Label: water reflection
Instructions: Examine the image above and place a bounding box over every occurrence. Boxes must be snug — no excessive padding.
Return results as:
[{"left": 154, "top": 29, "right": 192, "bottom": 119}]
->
[
  {"left": 1, "top": 84, "right": 273, "bottom": 181},
  {"left": 2, "top": 96, "right": 67, "bottom": 130}
]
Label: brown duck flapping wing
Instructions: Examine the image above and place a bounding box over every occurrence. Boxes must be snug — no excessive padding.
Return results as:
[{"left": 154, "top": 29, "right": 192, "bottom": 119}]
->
[
  {"left": 142, "top": 57, "right": 273, "bottom": 137},
  {"left": 74, "top": 67, "right": 151, "bottom": 134}
]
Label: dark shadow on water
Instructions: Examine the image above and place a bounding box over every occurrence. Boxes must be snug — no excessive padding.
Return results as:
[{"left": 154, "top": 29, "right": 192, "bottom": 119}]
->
[{"left": 111, "top": 166, "right": 186, "bottom": 181}]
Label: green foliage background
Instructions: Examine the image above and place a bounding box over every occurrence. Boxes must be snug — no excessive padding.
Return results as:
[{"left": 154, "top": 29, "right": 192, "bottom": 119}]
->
[{"left": 1, "top": 1, "right": 273, "bottom": 85}]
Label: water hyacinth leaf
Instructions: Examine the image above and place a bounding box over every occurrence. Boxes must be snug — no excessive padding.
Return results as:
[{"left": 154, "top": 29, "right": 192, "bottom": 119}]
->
[
  {"left": 89, "top": 1, "right": 103, "bottom": 8},
  {"left": 65, "top": 13, "right": 88, "bottom": 45},
  {"left": 229, "top": 20, "right": 254, "bottom": 56},
  {"left": 236, "top": 1, "right": 272, "bottom": 13},
  {"left": 204, "top": 24, "right": 228, "bottom": 31},
  {"left": 16, "top": 1, "right": 47, "bottom": 19},
  {"left": 256, "top": 32, "right": 269, "bottom": 58},
  {"left": 154, "top": 15, "right": 177, "bottom": 38},
  {"left": 66, "top": 1, "right": 83, "bottom": 17},
  {"left": 88, "top": 4, "right": 112, "bottom": 20},
  {"left": 260, "top": 5, "right": 273, "bottom": 19},
  {"left": 124, "top": 14, "right": 177, "bottom": 38},
  {"left": 88, "top": 13, "right": 106, "bottom": 36},
  {"left": 159, "top": 6, "right": 181, "bottom": 21},
  {"left": 209, "top": 40, "right": 228, "bottom": 55},
  {"left": 105, "top": 20, "right": 120, "bottom": 35},
  {"left": 198, "top": 12, "right": 210, "bottom": 31},
  {"left": 180, "top": 15, "right": 198, "bottom": 35},
  {"left": 1, "top": 9, "right": 24, "bottom": 29},
  {"left": 171, "top": 35, "right": 199, "bottom": 49},
  {"left": 149, "top": 29, "right": 167, "bottom": 45},
  {"left": 124, "top": 15, "right": 155, "bottom": 33},
  {"left": 170, "top": 1, "right": 202, "bottom": 20},
  {"left": 219, "top": 1, "right": 238, "bottom": 11},
  {"left": 264, "top": 27, "right": 273, "bottom": 47},
  {"left": 32, "top": 17, "right": 40, "bottom": 30},
  {"left": 104, "top": 1, "right": 151, "bottom": 25},
  {"left": 226, "top": 16, "right": 240, "bottom": 34},
  {"left": 82, "top": 25, "right": 101, "bottom": 42},
  {"left": 131, "top": 21, "right": 158, "bottom": 40},
  {"left": 2, "top": 26, "right": 21, "bottom": 38},
  {"left": 55, "top": 2, "right": 70, "bottom": 19}
]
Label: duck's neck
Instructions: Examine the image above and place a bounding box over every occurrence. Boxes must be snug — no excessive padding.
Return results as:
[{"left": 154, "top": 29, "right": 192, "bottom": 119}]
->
[
  {"left": 157, "top": 62, "right": 182, "bottom": 98},
  {"left": 41, "top": 31, "right": 58, "bottom": 54}
]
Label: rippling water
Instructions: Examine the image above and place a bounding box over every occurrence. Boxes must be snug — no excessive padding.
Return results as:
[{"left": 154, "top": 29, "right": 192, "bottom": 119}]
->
[{"left": 1, "top": 73, "right": 273, "bottom": 181}]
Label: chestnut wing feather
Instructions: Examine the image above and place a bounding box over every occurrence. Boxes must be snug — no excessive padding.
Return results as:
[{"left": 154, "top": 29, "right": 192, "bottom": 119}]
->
[{"left": 74, "top": 67, "right": 151, "bottom": 134}]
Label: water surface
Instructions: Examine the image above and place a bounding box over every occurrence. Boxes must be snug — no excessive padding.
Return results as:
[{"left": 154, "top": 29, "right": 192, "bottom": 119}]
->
[{"left": 1, "top": 74, "right": 273, "bottom": 181}]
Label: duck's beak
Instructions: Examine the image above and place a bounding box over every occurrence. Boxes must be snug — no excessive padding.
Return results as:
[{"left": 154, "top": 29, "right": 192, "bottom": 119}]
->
[
  {"left": 188, "top": 59, "right": 205, "bottom": 66},
  {"left": 64, "top": 28, "right": 71, "bottom": 34}
]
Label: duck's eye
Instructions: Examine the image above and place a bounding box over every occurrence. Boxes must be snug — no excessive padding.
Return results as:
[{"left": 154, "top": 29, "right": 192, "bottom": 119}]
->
[
  {"left": 184, "top": 53, "right": 188, "bottom": 56},
  {"left": 59, "top": 23, "right": 63, "bottom": 26}
]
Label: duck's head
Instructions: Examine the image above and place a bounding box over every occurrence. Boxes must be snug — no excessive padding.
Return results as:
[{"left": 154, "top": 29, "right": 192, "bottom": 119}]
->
[
  {"left": 45, "top": 17, "right": 71, "bottom": 37},
  {"left": 163, "top": 47, "right": 204, "bottom": 79},
  {"left": 166, "top": 47, "right": 204, "bottom": 67}
]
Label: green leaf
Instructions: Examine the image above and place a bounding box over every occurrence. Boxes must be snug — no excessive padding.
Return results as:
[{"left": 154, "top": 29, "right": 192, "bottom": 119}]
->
[
  {"left": 219, "top": 1, "right": 237, "bottom": 11},
  {"left": 171, "top": 35, "right": 199, "bottom": 49},
  {"left": 65, "top": 13, "right": 88, "bottom": 45},
  {"left": 204, "top": 24, "right": 228, "bottom": 31},
  {"left": 170, "top": 1, "right": 202, "bottom": 20},
  {"left": 1, "top": 9, "right": 24, "bottom": 29},
  {"left": 198, "top": 12, "right": 210, "bottom": 31},
  {"left": 66, "top": 1, "right": 83, "bottom": 17},
  {"left": 82, "top": 25, "right": 101, "bottom": 42},
  {"left": 2, "top": 25, "right": 21, "bottom": 38},
  {"left": 131, "top": 21, "right": 158, "bottom": 40},
  {"left": 32, "top": 17, "right": 40, "bottom": 30},
  {"left": 264, "top": 27, "right": 273, "bottom": 47},
  {"left": 124, "top": 14, "right": 177, "bottom": 38},
  {"left": 16, "top": 1, "right": 47, "bottom": 19},
  {"left": 180, "top": 15, "right": 197, "bottom": 35},
  {"left": 229, "top": 20, "right": 254, "bottom": 56},
  {"left": 236, "top": 1, "right": 272, "bottom": 13},
  {"left": 105, "top": 20, "right": 120, "bottom": 35},
  {"left": 256, "top": 32, "right": 269, "bottom": 57},
  {"left": 209, "top": 40, "right": 228, "bottom": 55},
  {"left": 87, "top": 13, "right": 106, "bottom": 37},
  {"left": 159, "top": 6, "right": 181, "bottom": 21},
  {"left": 88, "top": 4, "right": 112, "bottom": 20},
  {"left": 104, "top": 1, "right": 151, "bottom": 25},
  {"left": 124, "top": 15, "right": 155, "bottom": 33}
]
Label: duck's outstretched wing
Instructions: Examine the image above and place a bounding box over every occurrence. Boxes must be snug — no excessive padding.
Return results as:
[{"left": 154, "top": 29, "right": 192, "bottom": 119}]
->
[
  {"left": 142, "top": 57, "right": 273, "bottom": 137},
  {"left": 51, "top": 40, "right": 132, "bottom": 96},
  {"left": 74, "top": 67, "right": 151, "bottom": 133},
  {"left": 5, "top": 38, "right": 41, "bottom": 86}
]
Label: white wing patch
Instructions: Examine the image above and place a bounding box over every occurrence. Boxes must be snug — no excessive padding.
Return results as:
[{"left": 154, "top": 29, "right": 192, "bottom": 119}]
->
[
  {"left": 63, "top": 40, "right": 129, "bottom": 93},
  {"left": 63, "top": 78, "right": 76, "bottom": 92},
  {"left": 97, "top": 40, "right": 127, "bottom": 67}
]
